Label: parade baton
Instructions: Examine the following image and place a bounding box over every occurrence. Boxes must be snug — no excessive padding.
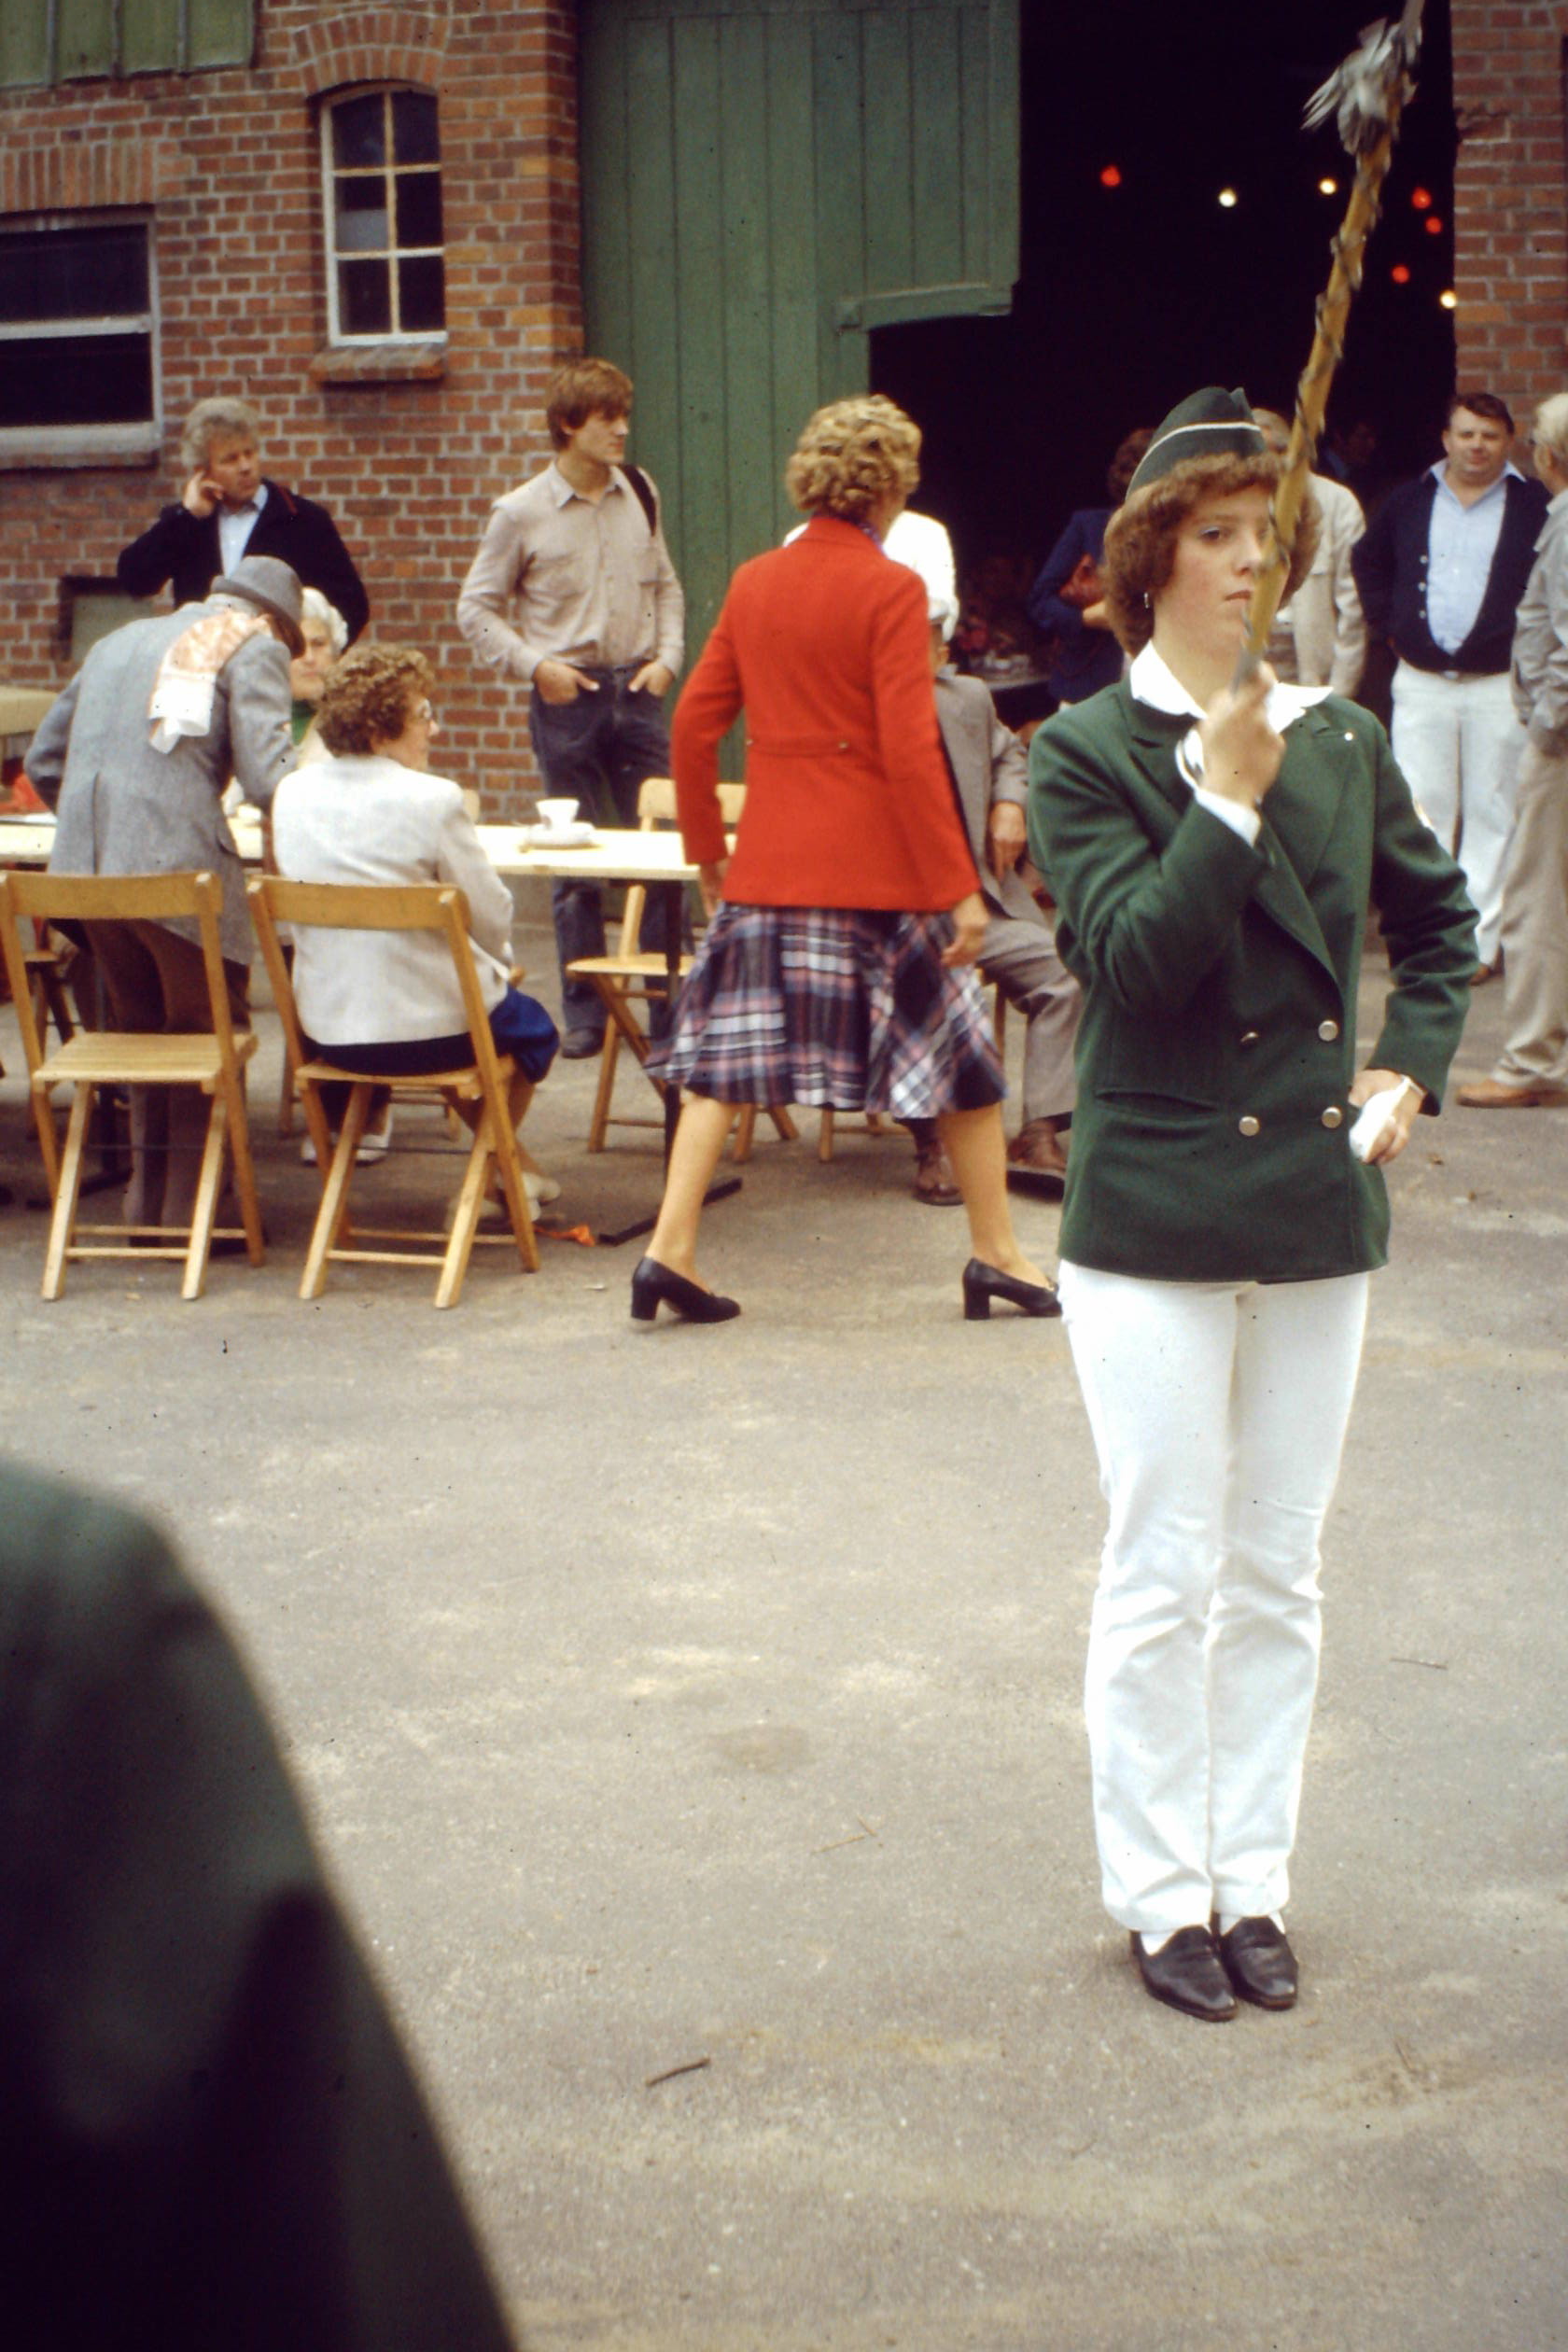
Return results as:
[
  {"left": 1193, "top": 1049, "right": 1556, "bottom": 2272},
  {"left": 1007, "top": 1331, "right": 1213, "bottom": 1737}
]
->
[{"left": 1237, "top": 0, "right": 1426, "bottom": 684}]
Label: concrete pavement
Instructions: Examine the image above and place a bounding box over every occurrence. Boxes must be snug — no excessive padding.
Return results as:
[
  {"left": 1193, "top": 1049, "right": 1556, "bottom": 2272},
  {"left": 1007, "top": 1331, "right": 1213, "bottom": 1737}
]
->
[{"left": 1, "top": 937, "right": 1563, "bottom": 2351}]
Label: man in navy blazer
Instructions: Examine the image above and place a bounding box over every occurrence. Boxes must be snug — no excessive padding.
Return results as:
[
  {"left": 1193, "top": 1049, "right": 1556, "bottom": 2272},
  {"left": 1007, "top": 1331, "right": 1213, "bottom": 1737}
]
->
[
  {"left": 1353, "top": 390, "right": 1547, "bottom": 976},
  {"left": 118, "top": 395, "right": 370, "bottom": 643}
]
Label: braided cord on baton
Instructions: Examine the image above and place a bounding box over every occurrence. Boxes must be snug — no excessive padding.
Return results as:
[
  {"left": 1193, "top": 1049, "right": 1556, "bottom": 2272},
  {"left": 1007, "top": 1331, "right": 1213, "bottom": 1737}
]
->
[{"left": 1237, "top": 96, "right": 1413, "bottom": 682}]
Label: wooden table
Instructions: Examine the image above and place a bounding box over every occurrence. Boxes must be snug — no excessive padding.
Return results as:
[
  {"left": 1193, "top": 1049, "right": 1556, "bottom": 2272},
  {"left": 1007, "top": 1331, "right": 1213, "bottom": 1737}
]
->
[{"left": 1, "top": 819, "right": 723, "bottom": 1244}]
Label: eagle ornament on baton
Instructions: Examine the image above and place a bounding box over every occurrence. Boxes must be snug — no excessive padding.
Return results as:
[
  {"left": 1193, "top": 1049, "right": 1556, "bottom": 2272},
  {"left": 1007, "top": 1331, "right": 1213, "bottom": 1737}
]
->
[{"left": 1238, "top": 0, "right": 1427, "bottom": 681}]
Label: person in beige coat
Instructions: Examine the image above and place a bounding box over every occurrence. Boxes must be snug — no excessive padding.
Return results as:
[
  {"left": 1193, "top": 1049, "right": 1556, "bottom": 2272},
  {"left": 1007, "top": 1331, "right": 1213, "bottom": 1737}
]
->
[{"left": 1253, "top": 409, "right": 1367, "bottom": 694}]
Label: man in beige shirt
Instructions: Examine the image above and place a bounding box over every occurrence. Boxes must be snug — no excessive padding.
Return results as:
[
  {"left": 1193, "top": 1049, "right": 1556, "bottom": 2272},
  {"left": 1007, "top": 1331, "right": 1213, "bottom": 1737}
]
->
[{"left": 458, "top": 358, "right": 685, "bottom": 1054}]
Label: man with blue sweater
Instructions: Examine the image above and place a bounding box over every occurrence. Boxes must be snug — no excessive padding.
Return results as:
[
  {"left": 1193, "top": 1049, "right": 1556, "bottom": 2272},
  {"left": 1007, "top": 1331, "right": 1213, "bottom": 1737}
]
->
[{"left": 1353, "top": 391, "right": 1547, "bottom": 978}]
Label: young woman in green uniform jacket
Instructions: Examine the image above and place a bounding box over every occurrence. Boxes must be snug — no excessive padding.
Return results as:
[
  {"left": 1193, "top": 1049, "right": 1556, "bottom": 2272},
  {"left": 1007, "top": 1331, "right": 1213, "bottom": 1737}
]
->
[{"left": 1027, "top": 388, "right": 1477, "bottom": 2024}]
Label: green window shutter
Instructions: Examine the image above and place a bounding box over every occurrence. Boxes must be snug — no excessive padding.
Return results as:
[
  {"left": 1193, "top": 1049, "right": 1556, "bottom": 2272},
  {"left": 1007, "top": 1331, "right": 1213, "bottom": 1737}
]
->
[
  {"left": 0, "top": 0, "right": 253, "bottom": 86},
  {"left": 123, "top": 0, "right": 185, "bottom": 77},
  {"left": 0, "top": 3, "right": 51, "bottom": 89},
  {"left": 55, "top": 0, "right": 118, "bottom": 81},
  {"left": 188, "top": 0, "right": 255, "bottom": 70}
]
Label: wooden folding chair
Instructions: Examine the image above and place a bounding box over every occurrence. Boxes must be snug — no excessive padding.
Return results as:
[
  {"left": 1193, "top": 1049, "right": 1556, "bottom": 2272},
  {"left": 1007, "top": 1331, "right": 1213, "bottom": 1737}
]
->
[
  {"left": 566, "top": 776, "right": 795, "bottom": 1162},
  {"left": 0, "top": 870, "right": 264, "bottom": 1300},
  {"left": 250, "top": 876, "right": 539, "bottom": 1309}
]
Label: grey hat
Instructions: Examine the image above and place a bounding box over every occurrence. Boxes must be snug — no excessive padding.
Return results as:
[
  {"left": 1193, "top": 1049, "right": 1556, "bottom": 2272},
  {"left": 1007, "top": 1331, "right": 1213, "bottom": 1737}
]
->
[
  {"left": 210, "top": 553, "right": 305, "bottom": 656},
  {"left": 1125, "top": 387, "right": 1267, "bottom": 499}
]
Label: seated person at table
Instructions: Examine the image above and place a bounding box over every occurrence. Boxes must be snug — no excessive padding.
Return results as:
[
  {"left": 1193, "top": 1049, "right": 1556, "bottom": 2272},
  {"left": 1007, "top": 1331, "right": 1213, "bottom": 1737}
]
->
[{"left": 271, "top": 645, "right": 560, "bottom": 1205}]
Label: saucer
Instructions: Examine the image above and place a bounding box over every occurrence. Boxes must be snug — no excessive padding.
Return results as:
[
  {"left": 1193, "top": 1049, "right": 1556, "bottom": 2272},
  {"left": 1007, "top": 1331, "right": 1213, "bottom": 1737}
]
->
[{"left": 525, "top": 821, "right": 598, "bottom": 847}]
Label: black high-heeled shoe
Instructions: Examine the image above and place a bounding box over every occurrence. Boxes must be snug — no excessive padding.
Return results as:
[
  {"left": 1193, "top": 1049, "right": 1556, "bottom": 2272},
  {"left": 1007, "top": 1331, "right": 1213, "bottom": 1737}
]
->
[
  {"left": 630, "top": 1255, "right": 741, "bottom": 1324},
  {"left": 961, "top": 1256, "right": 1061, "bottom": 1320}
]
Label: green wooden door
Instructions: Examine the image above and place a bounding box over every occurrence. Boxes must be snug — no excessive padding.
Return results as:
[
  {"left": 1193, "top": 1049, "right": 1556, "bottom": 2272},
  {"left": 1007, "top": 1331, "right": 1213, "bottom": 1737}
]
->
[{"left": 581, "top": 0, "right": 1019, "bottom": 662}]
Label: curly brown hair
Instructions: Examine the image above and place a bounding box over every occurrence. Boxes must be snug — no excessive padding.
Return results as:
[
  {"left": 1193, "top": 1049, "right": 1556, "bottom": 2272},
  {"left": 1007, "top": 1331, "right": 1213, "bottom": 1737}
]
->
[
  {"left": 784, "top": 395, "right": 921, "bottom": 523},
  {"left": 1101, "top": 452, "right": 1321, "bottom": 656},
  {"left": 315, "top": 645, "right": 434, "bottom": 756}
]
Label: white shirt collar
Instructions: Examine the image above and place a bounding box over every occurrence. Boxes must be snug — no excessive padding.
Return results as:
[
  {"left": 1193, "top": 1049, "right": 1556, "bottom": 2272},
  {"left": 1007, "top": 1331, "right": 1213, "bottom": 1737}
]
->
[
  {"left": 1429, "top": 457, "right": 1523, "bottom": 501},
  {"left": 548, "top": 459, "right": 626, "bottom": 508},
  {"left": 1129, "top": 640, "right": 1329, "bottom": 733}
]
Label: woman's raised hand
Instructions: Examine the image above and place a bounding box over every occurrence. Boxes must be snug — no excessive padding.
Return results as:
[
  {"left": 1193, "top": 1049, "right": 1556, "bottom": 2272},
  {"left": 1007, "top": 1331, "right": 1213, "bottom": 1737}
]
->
[
  {"left": 1199, "top": 665, "right": 1285, "bottom": 810},
  {"left": 941, "top": 889, "right": 989, "bottom": 967}
]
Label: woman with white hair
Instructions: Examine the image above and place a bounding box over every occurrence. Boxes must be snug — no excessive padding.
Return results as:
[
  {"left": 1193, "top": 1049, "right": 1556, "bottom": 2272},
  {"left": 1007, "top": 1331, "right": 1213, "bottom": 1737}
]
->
[{"left": 288, "top": 587, "right": 350, "bottom": 758}]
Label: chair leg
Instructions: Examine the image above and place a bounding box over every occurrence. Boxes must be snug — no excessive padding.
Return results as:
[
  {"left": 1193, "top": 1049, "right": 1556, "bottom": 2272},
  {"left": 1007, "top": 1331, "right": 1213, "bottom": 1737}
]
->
[
  {"left": 297, "top": 1078, "right": 337, "bottom": 1199},
  {"left": 818, "top": 1107, "right": 836, "bottom": 1164},
  {"left": 436, "top": 1123, "right": 494, "bottom": 1309},
  {"left": 183, "top": 1093, "right": 229, "bottom": 1302},
  {"left": 29, "top": 1075, "right": 62, "bottom": 1199},
  {"left": 484, "top": 1102, "right": 539, "bottom": 1276},
  {"left": 277, "top": 1041, "right": 297, "bottom": 1135},
  {"left": 731, "top": 1105, "right": 756, "bottom": 1164},
  {"left": 221, "top": 1072, "right": 266, "bottom": 1265},
  {"left": 41, "top": 1084, "right": 94, "bottom": 1300},
  {"left": 300, "top": 1085, "right": 369, "bottom": 1300},
  {"left": 587, "top": 1016, "right": 623, "bottom": 1153},
  {"left": 769, "top": 1105, "right": 798, "bottom": 1142}
]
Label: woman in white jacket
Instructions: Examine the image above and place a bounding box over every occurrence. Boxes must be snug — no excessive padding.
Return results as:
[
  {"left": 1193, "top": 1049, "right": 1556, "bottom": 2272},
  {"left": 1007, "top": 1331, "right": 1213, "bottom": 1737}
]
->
[{"left": 271, "top": 644, "right": 558, "bottom": 1197}]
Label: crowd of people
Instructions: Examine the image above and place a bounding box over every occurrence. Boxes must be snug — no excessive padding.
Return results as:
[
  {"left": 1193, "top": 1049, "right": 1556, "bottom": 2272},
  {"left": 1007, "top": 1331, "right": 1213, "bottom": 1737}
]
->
[{"left": 16, "top": 357, "right": 1566, "bottom": 2038}]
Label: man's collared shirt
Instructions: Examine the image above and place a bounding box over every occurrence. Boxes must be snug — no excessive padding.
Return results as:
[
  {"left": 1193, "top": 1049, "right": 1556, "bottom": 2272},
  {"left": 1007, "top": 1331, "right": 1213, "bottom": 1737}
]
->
[
  {"left": 217, "top": 484, "right": 267, "bottom": 577},
  {"left": 456, "top": 460, "right": 684, "bottom": 686},
  {"left": 1426, "top": 459, "right": 1521, "bottom": 655},
  {"left": 1129, "top": 641, "right": 1328, "bottom": 847}
]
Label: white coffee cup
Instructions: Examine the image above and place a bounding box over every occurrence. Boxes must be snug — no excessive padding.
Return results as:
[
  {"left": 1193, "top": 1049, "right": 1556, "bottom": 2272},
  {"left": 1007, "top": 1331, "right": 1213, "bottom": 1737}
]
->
[{"left": 537, "top": 798, "right": 580, "bottom": 835}]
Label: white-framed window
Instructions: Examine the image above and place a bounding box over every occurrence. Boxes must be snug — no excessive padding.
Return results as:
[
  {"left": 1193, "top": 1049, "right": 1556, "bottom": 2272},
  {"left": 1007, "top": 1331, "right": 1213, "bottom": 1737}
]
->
[
  {"left": 321, "top": 86, "right": 445, "bottom": 343},
  {"left": 0, "top": 211, "right": 161, "bottom": 461}
]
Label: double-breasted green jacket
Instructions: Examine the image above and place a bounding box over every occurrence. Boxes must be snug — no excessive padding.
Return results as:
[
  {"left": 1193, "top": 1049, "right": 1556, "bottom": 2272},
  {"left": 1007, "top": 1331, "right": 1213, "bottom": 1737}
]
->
[{"left": 1026, "top": 681, "right": 1477, "bottom": 1282}]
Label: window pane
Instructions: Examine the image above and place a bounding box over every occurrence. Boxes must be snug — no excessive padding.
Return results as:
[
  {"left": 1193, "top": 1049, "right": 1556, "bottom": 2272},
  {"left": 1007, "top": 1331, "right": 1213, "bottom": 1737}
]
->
[
  {"left": 398, "top": 256, "right": 445, "bottom": 333},
  {"left": 339, "top": 259, "right": 391, "bottom": 335},
  {"left": 0, "top": 331, "right": 152, "bottom": 425},
  {"left": 395, "top": 173, "right": 442, "bottom": 250},
  {"left": 0, "top": 225, "right": 149, "bottom": 322},
  {"left": 335, "top": 179, "right": 389, "bottom": 254},
  {"left": 391, "top": 90, "right": 440, "bottom": 165},
  {"left": 331, "top": 92, "right": 385, "bottom": 171}
]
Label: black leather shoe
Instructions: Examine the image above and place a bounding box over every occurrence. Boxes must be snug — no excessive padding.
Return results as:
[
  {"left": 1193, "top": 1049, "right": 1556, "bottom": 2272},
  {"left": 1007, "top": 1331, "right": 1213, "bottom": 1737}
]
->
[
  {"left": 961, "top": 1257, "right": 1062, "bottom": 1320},
  {"left": 560, "top": 1026, "right": 607, "bottom": 1059},
  {"left": 630, "top": 1255, "right": 741, "bottom": 1324},
  {"left": 1215, "top": 1916, "right": 1298, "bottom": 2009},
  {"left": 1131, "top": 1927, "right": 1238, "bottom": 2023}
]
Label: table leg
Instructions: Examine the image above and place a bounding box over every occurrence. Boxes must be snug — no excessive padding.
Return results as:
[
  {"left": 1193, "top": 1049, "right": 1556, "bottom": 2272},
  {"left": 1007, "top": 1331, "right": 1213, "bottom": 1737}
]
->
[{"left": 594, "top": 877, "right": 741, "bottom": 1248}]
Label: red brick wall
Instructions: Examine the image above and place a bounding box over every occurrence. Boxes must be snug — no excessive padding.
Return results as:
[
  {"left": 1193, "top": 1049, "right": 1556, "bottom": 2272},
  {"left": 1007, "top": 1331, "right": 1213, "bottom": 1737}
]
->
[
  {"left": 0, "top": 1, "right": 582, "bottom": 815},
  {"left": 1451, "top": 0, "right": 1568, "bottom": 434}
]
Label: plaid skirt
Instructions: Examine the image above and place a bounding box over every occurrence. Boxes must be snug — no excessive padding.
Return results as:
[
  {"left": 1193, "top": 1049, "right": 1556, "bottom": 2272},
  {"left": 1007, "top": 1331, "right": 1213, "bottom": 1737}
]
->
[{"left": 646, "top": 902, "right": 1006, "bottom": 1116}]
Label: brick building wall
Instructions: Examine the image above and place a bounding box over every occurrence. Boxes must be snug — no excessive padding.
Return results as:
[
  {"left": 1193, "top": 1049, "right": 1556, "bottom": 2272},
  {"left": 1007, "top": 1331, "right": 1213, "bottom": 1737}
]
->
[
  {"left": 1451, "top": 0, "right": 1568, "bottom": 429},
  {"left": 0, "top": 2, "right": 582, "bottom": 815}
]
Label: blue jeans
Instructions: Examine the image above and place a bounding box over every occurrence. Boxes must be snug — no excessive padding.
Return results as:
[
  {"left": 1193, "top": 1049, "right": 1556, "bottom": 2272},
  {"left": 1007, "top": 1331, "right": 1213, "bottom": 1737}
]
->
[{"left": 529, "top": 668, "right": 677, "bottom": 1035}]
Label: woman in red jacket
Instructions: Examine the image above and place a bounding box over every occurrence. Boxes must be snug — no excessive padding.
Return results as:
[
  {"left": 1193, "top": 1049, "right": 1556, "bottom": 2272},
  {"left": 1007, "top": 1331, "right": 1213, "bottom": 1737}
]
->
[{"left": 632, "top": 397, "right": 1057, "bottom": 1325}]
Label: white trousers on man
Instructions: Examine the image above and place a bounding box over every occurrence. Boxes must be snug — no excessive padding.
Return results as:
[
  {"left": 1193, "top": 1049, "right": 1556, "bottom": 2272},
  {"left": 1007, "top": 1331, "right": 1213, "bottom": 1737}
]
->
[
  {"left": 1391, "top": 663, "right": 1522, "bottom": 966},
  {"left": 1058, "top": 1262, "right": 1370, "bottom": 1939}
]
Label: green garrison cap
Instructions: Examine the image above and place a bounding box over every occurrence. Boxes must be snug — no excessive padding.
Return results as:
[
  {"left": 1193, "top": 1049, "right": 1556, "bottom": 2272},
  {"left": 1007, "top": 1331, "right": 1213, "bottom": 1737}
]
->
[{"left": 1126, "top": 386, "right": 1267, "bottom": 497}]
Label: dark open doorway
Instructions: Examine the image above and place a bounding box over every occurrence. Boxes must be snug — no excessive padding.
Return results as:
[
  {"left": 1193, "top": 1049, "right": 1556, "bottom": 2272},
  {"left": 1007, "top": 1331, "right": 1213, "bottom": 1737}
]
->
[{"left": 873, "top": 0, "right": 1456, "bottom": 597}]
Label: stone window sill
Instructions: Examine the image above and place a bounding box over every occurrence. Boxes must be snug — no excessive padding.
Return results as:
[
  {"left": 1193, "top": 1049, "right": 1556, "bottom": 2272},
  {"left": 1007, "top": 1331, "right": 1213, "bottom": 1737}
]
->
[
  {"left": 0, "top": 424, "right": 161, "bottom": 472},
  {"left": 309, "top": 340, "right": 447, "bottom": 385}
]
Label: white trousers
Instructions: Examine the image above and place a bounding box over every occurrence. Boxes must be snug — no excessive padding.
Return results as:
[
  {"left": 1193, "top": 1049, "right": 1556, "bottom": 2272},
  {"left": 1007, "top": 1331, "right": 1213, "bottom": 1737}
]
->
[
  {"left": 1391, "top": 663, "right": 1523, "bottom": 965},
  {"left": 1058, "top": 1261, "right": 1370, "bottom": 1938}
]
